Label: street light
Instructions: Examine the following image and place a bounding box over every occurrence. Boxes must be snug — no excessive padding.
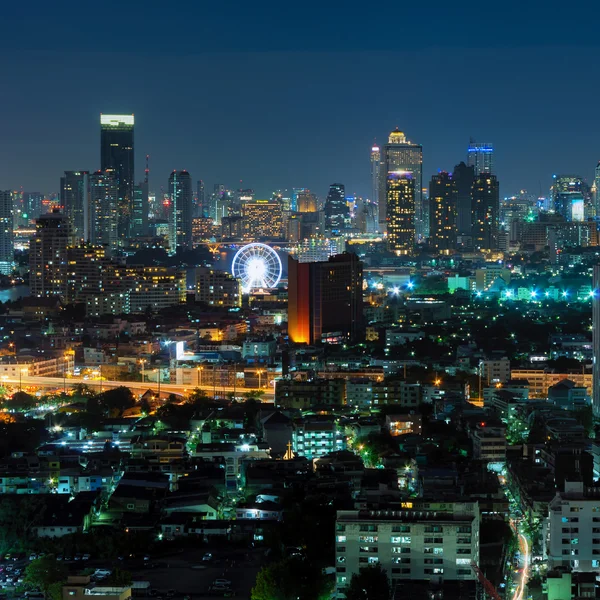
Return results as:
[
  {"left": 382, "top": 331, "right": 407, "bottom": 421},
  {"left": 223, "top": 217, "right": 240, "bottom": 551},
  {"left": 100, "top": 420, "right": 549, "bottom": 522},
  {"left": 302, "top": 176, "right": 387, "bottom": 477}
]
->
[
  {"left": 63, "top": 355, "right": 69, "bottom": 394},
  {"left": 197, "top": 365, "right": 203, "bottom": 388},
  {"left": 19, "top": 368, "right": 28, "bottom": 392},
  {"left": 257, "top": 369, "right": 264, "bottom": 389},
  {"left": 139, "top": 359, "right": 146, "bottom": 384}
]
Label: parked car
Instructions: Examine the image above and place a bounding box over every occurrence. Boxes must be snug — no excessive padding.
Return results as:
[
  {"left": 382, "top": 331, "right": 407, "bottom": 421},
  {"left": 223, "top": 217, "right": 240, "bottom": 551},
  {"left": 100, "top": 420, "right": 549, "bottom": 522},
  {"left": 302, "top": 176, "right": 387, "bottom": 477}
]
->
[{"left": 202, "top": 553, "right": 213, "bottom": 562}]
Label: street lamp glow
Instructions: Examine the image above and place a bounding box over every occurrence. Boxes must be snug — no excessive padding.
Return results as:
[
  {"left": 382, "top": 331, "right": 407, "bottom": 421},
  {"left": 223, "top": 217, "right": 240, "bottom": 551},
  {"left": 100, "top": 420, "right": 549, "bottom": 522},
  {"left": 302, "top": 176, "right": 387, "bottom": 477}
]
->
[
  {"left": 530, "top": 290, "right": 537, "bottom": 299},
  {"left": 406, "top": 281, "right": 414, "bottom": 290},
  {"left": 562, "top": 290, "right": 568, "bottom": 298}
]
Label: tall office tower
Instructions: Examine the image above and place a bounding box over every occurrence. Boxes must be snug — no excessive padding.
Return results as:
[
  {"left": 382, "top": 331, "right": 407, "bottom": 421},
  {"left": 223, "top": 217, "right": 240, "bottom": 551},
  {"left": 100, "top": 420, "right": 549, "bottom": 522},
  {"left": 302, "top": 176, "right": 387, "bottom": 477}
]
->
[
  {"left": 196, "top": 180, "right": 205, "bottom": 217},
  {"left": 242, "top": 199, "right": 283, "bottom": 239},
  {"left": 386, "top": 171, "right": 415, "bottom": 254},
  {"left": 168, "top": 170, "right": 193, "bottom": 253},
  {"left": 100, "top": 114, "right": 134, "bottom": 242},
  {"left": 429, "top": 171, "right": 457, "bottom": 251},
  {"left": 22, "top": 192, "right": 43, "bottom": 224},
  {"left": 467, "top": 140, "right": 494, "bottom": 175},
  {"left": 370, "top": 144, "right": 381, "bottom": 217},
  {"left": 324, "top": 183, "right": 348, "bottom": 233},
  {"left": 132, "top": 181, "right": 149, "bottom": 237},
  {"left": 593, "top": 265, "right": 600, "bottom": 417},
  {"left": 453, "top": 162, "right": 476, "bottom": 237},
  {"left": 288, "top": 252, "right": 363, "bottom": 344},
  {"left": 0, "top": 191, "right": 13, "bottom": 274},
  {"left": 472, "top": 173, "right": 500, "bottom": 251},
  {"left": 29, "top": 210, "right": 70, "bottom": 300},
  {"left": 60, "top": 171, "right": 90, "bottom": 243},
  {"left": 552, "top": 175, "right": 589, "bottom": 222},
  {"left": 595, "top": 163, "right": 600, "bottom": 217},
  {"left": 296, "top": 189, "right": 318, "bottom": 213},
  {"left": 380, "top": 128, "right": 423, "bottom": 237},
  {"left": 211, "top": 184, "right": 226, "bottom": 224},
  {"left": 89, "top": 170, "right": 118, "bottom": 252}
]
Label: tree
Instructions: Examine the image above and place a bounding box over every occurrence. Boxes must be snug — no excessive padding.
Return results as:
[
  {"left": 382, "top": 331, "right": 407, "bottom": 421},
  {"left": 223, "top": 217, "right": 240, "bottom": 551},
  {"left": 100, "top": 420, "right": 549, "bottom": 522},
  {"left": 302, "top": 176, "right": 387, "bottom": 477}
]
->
[
  {"left": 139, "top": 398, "right": 151, "bottom": 415},
  {"left": 9, "top": 391, "right": 36, "bottom": 411},
  {"left": 344, "top": 564, "right": 390, "bottom": 600},
  {"left": 24, "top": 556, "right": 67, "bottom": 595},
  {"left": 251, "top": 558, "right": 330, "bottom": 600},
  {"left": 108, "top": 568, "right": 132, "bottom": 585},
  {"left": 96, "top": 386, "right": 135, "bottom": 417}
]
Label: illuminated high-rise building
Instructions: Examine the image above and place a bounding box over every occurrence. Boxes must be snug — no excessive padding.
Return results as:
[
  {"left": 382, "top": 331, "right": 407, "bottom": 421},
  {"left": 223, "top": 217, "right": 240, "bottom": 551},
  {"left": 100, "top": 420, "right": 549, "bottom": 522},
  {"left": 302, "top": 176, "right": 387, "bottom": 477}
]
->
[
  {"left": 467, "top": 140, "right": 494, "bottom": 175},
  {"left": 380, "top": 128, "right": 423, "bottom": 237},
  {"left": 89, "top": 170, "right": 118, "bottom": 252},
  {"left": 29, "top": 211, "right": 70, "bottom": 300},
  {"left": 429, "top": 171, "right": 457, "bottom": 251},
  {"left": 324, "top": 183, "right": 348, "bottom": 233},
  {"left": 552, "top": 175, "right": 590, "bottom": 222},
  {"left": 452, "top": 162, "right": 476, "bottom": 237},
  {"left": 288, "top": 253, "right": 363, "bottom": 344},
  {"left": 196, "top": 180, "right": 205, "bottom": 217},
  {"left": 386, "top": 171, "right": 415, "bottom": 254},
  {"left": 242, "top": 199, "right": 283, "bottom": 239},
  {"left": 296, "top": 189, "right": 318, "bottom": 213},
  {"left": 22, "top": 192, "right": 43, "bottom": 224},
  {"left": 168, "top": 170, "right": 193, "bottom": 253},
  {"left": 100, "top": 114, "right": 134, "bottom": 242},
  {"left": 132, "top": 181, "right": 149, "bottom": 237},
  {"left": 370, "top": 144, "right": 381, "bottom": 214},
  {"left": 60, "top": 171, "right": 90, "bottom": 243},
  {"left": 472, "top": 174, "right": 499, "bottom": 251},
  {"left": 0, "top": 191, "right": 13, "bottom": 275},
  {"left": 593, "top": 265, "right": 600, "bottom": 417}
]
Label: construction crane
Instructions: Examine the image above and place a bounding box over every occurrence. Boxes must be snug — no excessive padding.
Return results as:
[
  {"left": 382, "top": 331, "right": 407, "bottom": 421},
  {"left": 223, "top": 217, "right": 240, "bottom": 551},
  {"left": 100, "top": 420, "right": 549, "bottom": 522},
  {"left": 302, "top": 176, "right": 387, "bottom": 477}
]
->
[{"left": 471, "top": 562, "right": 502, "bottom": 600}]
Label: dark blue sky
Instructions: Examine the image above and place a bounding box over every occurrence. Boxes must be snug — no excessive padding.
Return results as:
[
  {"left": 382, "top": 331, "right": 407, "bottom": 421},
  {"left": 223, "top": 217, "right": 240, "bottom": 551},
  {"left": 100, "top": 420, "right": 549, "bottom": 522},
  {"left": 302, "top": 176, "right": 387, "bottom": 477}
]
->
[{"left": 0, "top": 0, "right": 598, "bottom": 199}]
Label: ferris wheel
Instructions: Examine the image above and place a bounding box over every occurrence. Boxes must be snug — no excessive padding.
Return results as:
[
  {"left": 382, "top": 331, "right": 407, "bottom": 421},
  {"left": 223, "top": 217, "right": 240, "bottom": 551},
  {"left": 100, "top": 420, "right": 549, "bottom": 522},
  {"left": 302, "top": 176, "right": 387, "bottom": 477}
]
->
[{"left": 231, "top": 243, "right": 283, "bottom": 292}]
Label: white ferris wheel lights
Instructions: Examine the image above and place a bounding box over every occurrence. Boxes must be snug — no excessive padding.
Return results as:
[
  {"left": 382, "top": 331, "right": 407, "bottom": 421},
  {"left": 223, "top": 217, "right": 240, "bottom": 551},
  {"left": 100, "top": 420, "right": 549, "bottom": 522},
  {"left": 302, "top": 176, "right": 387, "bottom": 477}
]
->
[{"left": 231, "top": 243, "right": 283, "bottom": 292}]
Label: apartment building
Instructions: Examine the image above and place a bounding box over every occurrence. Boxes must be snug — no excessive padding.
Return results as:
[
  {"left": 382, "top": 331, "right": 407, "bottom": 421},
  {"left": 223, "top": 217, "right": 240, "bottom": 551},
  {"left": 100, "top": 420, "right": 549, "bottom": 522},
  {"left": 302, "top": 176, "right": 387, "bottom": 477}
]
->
[{"left": 335, "top": 502, "right": 479, "bottom": 597}]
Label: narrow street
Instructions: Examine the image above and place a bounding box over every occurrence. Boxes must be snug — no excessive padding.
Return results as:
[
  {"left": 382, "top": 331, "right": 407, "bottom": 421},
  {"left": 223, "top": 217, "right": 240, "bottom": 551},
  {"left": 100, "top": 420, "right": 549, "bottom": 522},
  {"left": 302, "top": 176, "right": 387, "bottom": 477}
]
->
[{"left": 511, "top": 521, "right": 530, "bottom": 600}]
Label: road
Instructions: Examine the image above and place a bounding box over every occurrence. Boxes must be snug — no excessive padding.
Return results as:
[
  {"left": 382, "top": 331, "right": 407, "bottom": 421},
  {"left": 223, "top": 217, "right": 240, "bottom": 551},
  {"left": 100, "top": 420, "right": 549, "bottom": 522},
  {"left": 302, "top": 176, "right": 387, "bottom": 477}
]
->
[
  {"left": 2, "top": 374, "right": 275, "bottom": 402},
  {"left": 512, "top": 522, "right": 530, "bottom": 600}
]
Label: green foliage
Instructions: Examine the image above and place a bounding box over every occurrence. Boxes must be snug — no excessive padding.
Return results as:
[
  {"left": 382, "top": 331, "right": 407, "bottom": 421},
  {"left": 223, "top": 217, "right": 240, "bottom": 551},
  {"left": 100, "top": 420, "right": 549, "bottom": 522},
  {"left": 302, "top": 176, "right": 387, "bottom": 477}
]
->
[
  {"left": 10, "top": 391, "right": 36, "bottom": 411},
  {"left": 139, "top": 398, "right": 151, "bottom": 415},
  {"left": 344, "top": 564, "right": 390, "bottom": 600},
  {"left": 251, "top": 558, "right": 330, "bottom": 600},
  {"left": 24, "top": 556, "right": 67, "bottom": 595},
  {"left": 48, "top": 581, "right": 65, "bottom": 600},
  {"left": 96, "top": 386, "right": 135, "bottom": 417},
  {"left": 108, "top": 568, "right": 132, "bottom": 585}
]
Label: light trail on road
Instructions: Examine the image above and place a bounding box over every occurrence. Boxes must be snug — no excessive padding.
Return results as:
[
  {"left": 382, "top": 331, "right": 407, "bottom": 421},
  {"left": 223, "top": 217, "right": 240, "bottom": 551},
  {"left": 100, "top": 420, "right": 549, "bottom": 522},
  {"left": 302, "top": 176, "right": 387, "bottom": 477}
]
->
[{"left": 512, "top": 524, "right": 530, "bottom": 600}]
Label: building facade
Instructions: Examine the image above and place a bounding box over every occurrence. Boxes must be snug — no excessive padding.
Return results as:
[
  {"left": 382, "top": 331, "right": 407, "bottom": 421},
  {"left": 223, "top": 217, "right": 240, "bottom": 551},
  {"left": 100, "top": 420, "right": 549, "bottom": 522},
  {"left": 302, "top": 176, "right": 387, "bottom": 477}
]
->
[
  {"left": 0, "top": 191, "right": 13, "bottom": 274},
  {"left": 472, "top": 174, "right": 499, "bottom": 252},
  {"left": 168, "top": 170, "right": 193, "bottom": 253},
  {"left": 288, "top": 253, "right": 364, "bottom": 344},
  {"left": 100, "top": 114, "right": 134, "bottom": 242},
  {"left": 60, "top": 171, "right": 89, "bottom": 243},
  {"left": 386, "top": 171, "right": 415, "bottom": 254},
  {"left": 335, "top": 503, "right": 479, "bottom": 597},
  {"left": 429, "top": 171, "right": 457, "bottom": 251},
  {"left": 195, "top": 267, "right": 242, "bottom": 307}
]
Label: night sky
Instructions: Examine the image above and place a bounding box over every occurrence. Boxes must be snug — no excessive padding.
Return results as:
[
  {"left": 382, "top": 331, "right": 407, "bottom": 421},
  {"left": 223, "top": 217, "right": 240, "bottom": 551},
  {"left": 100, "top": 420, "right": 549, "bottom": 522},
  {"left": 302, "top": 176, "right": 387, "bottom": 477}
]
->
[{"left": 1, "top": 0, "right": 598, "bottom": 199}]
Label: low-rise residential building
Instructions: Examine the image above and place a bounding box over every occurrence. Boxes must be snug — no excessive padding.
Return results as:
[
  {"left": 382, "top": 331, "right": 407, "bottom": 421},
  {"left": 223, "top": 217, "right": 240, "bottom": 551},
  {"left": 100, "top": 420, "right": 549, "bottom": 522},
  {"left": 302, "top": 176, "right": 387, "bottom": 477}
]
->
[
  {"left": 292, "top": 417, "right": 345, "bottom": 459},
  {"left": 195, "top": 267, "right": 242, "bottom": 308},
  {"left": 372, "top": 381, "right": 420, "bottom": 408},
  {"left": 275, "top": 378, "right": 346, "bottom": 410},
  {"left": 547, "top": 481, "right": 600, "bottom": 572},
  {"left": 385, "top": 413, "right": 422, "bottom": 437},
  {"left": 470, "top": 423, "right": 506, "bottom": 462}
]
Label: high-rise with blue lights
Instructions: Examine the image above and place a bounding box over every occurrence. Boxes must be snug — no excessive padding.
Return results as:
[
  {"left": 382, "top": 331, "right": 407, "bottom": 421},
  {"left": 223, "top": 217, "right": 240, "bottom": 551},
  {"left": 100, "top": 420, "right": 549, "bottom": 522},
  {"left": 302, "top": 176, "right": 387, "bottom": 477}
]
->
[
  {"left": 0, "top": 191, "right": 13, "bottom": 275},
  {"left": 467, "top": 140, "right": 494, "bottom": 176},
  {"left": 324, "top": 183, "right": 347, "bottom": 233}
]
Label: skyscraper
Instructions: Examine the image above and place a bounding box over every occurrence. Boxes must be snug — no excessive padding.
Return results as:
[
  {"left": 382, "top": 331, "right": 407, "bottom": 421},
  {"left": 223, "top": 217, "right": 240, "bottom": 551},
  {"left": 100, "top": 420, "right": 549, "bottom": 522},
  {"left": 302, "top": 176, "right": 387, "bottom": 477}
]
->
[
  {"left": 89, "top": 170, "right": 118, "bottom": 252},
  {"left": 100, "top": 114, "right": 134, "bottom": 242},
  {"left": 168, "top": 170, "right": 193, "bottom": 253},
  {"left": 595, "top": 163, "right": 600, "bottom": 217},
  {"left": 242, "top": 199, "right": 283, "bottom": 239},
  {"left": 295, "top": 189, "right": 318, "bottom": 213},
  {"left": 132, "top": 181, "right": 149, "bottom": 237},
  {"left": 324, "top": 183, "right": 347, "bottom": 233},
  {"left": 380, "top": 128, "right": 423, "bottom": 237},
  {"left": 196, "top": 180, "right": 205, "bottom": 218},
  {"left": 552, "top": 175, "right": 590, "bottom": 222},
  {"left": 429, "top": 171, "right": 457, "bottom": 251},
  {"left": 370, "top": 144, "right": 381, "bottom": 208},
  {"left": 60, "top": 171, "right": 90, "bottom": 243},
  {"left": 593, "top": 265, "right": 600, "bottom": 417},
  {"left": 453, "top": 162, "right": 476, "bottom": 237},
  {"left": 472, "top": 173, "right": 500, "bottom": 251},
  {"left": 29, "top": 211, "right": 70, "bottom": 300},
  {"left": 22, "top": 192, "right": 43, "bottom": 224},
  {"left": 467, "top": 140, "right": 494, "bottom": 175},
  {"left": 288, "top": 253, "right": 363, "bottom": 344},
  {"left": 386, "top": 171, "right": 415, "bottom": 254},
  {"left": 0, "top": 191, "right": 13, "bottom": 275}
]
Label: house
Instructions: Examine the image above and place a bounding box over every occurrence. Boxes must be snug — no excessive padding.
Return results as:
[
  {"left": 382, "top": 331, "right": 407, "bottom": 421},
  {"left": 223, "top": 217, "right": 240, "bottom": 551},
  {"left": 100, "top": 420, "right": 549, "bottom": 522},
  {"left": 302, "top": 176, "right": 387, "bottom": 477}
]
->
[
  {"left": 235, "top": 500, "right": 283, "bottom": 521},
  {"left": 33, "top": 494, "right": 95, "bottom": 538}
]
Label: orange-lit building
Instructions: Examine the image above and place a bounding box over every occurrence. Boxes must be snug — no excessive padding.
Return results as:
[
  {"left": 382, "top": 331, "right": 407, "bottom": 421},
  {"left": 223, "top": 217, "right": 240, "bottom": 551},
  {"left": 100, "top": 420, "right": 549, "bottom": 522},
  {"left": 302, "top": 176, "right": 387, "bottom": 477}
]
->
[{"left": 288, "top": 253, "right": 363, "bottom": 344}]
